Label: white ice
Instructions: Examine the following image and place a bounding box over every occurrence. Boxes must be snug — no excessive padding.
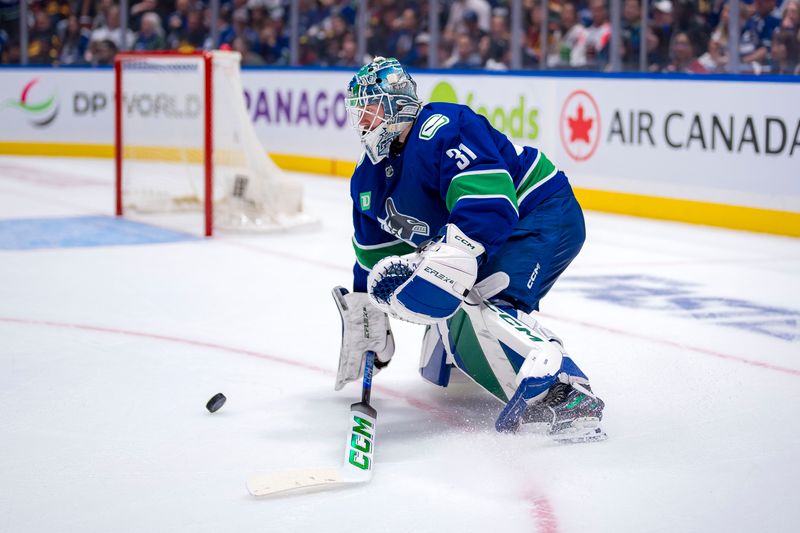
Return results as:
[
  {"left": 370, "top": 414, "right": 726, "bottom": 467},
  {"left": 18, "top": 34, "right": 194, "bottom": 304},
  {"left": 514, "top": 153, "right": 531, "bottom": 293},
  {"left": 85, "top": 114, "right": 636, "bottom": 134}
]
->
[{"left": 1, "top": 156, "right": 799, "bottom": 533}]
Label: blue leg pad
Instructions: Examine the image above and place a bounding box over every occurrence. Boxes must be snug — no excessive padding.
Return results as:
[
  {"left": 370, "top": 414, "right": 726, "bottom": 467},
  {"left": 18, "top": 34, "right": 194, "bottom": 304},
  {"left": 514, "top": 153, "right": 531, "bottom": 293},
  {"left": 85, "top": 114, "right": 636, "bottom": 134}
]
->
[
  {"left": 560, "top": 356, "right": 588, "bottom": 381},
  {"left": 419, "top": 329, "right": 452, "bottom": 387},
  {"left": 495, "top": 375, "right": 556, "bottom": 432}
]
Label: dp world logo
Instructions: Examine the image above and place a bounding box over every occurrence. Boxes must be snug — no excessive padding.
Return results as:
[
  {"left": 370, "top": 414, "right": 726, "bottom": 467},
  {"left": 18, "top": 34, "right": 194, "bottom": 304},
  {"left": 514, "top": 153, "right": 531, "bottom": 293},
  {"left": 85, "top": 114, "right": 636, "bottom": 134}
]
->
[
  {"left": 560, "top": 90, "right": 600, "bottom": 162},
  {"left": 1, "top": 79, "right": 60, "bottom": 127}
]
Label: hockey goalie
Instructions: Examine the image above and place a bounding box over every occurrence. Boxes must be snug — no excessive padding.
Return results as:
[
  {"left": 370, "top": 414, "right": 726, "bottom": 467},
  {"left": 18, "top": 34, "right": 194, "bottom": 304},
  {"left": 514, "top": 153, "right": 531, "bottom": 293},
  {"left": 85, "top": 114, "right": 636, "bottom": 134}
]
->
[{"left": 332, "top": 57, "right": 606, "bottom": 443}]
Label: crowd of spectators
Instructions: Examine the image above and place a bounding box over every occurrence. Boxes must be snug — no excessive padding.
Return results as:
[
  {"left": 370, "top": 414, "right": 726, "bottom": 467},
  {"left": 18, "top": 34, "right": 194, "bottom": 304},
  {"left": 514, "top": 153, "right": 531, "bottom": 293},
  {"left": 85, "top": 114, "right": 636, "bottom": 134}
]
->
[{"left": 0, "top": 0, "right": 798, "bottom": 74}]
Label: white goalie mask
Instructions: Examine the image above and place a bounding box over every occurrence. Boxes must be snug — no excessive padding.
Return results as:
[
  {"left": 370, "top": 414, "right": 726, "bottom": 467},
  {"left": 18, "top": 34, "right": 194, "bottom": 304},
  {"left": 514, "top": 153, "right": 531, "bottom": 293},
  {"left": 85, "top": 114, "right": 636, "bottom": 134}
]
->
[{"left": 345, "top": 57, "right": 421, "bottom": 164}]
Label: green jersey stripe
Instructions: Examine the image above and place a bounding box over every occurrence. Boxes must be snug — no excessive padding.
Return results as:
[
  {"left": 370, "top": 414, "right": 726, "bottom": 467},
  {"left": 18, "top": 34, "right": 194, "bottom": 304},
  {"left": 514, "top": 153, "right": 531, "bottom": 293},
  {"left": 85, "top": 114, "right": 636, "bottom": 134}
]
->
[
  {"left": 516, "top": 151, "right": 540, "bottom": 192},
  {"left": 518, "top": 167, "right": 558, "bottom": 204},
  {"left": 451, "top": 194, "right": 519, "bottom": 214},
  {"left": 516, "top": 151, "right": 557, "bottom": 199},
  {"left": 352, "top": 237, "right": 415, "bottom": 269},
  {"left": 446, "top": 170, "right": 517, "bottom": 212}
]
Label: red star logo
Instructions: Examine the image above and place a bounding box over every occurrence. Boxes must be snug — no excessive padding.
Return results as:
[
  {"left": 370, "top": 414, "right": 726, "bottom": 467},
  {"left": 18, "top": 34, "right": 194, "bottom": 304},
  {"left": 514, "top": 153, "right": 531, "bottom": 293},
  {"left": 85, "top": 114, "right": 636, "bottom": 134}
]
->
[
  {"left": 560, "top": 90, "right": 601, "bottom": 162},
  {"left": 568, "top": 104, "right": 593, "bottom": 143}
]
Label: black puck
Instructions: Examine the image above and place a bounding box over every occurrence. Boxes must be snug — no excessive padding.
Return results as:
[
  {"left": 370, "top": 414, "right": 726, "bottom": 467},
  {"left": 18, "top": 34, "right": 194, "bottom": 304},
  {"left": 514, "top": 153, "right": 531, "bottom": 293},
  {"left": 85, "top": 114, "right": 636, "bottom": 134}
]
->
[{"left": 206, "top": 393, "right": 226, "bottom": 413}]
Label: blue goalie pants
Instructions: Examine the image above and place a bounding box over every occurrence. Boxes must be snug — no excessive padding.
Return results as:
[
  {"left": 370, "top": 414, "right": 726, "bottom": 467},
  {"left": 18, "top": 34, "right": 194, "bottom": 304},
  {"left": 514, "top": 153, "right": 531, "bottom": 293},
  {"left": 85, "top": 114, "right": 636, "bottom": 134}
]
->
[{"left": 479, "top": 182, "right": 585, "bottom": 314}]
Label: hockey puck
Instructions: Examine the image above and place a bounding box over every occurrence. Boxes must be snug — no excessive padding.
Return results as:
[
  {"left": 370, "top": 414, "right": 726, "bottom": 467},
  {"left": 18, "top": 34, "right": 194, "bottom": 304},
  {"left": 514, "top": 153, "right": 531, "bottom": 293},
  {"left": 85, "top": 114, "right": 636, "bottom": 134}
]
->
[{"left": 206, "top": 393, "right": 226, "bottom": 413}]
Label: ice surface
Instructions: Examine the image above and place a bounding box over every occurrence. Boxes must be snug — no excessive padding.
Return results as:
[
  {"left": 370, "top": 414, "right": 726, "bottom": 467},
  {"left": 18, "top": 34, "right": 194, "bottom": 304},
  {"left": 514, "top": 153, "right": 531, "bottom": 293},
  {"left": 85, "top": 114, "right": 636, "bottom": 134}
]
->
[{"left": 1, "top": 156, "right": 799, "bottom": 533}]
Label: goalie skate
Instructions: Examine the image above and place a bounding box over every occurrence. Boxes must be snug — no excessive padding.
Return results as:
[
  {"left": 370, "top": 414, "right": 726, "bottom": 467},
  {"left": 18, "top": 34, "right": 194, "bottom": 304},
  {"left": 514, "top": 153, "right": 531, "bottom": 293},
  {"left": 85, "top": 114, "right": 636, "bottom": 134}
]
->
[{"left": 521, "top": 383, "right": 607, "bottom": 443}]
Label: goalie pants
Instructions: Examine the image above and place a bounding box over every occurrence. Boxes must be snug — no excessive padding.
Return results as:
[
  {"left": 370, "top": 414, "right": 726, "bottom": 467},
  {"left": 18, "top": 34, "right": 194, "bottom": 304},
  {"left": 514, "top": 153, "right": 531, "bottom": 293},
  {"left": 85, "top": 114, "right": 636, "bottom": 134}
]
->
[{"left": 478, "top": 182, "right": 585, "bottom": 314}]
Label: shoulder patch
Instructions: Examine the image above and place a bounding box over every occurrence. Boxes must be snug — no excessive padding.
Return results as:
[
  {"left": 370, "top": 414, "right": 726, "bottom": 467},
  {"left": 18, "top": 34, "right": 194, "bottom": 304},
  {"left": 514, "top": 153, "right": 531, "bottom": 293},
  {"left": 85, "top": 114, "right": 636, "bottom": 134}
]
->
[
  {"left": 359, "top": 191, "right": 371, "bottom": 211},
  {"left": 419, "top": 114, "right": 450, "bottom": 140}
]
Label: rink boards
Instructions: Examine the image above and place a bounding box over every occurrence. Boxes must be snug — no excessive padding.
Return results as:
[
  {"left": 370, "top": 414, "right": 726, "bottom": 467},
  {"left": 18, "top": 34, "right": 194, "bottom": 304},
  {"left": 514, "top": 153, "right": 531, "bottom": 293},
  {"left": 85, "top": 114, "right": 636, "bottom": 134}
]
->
[{"left": 0, "top": 67, "right": 797, "bottom": 236}]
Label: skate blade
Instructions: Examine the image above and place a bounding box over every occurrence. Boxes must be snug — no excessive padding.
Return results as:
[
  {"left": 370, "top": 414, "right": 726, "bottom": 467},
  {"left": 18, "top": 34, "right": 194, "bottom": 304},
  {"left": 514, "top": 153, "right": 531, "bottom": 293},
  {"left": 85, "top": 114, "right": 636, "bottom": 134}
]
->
[{"left": 549, "top": 419, "right": 607, "bottom": 444}]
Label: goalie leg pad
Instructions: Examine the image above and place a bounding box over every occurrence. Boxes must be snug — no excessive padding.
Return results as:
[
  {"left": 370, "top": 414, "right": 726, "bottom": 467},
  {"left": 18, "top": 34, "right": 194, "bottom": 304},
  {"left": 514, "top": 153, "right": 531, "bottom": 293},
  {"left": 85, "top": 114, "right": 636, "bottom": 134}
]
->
[
  {"left": 434, "top": 297, "right": 596, "bottom": 433},
  {"left": 494, "top": 356, "right": 594, "bottom": 433},
  {"left": 495, "top": 375, "right": 554, "bottom": 432},
  {"left": 419, "top": 323, "right": 454, "bottom": 387},
  {"left": 441, "top": 300, "right": 565, "bottom": 404}
]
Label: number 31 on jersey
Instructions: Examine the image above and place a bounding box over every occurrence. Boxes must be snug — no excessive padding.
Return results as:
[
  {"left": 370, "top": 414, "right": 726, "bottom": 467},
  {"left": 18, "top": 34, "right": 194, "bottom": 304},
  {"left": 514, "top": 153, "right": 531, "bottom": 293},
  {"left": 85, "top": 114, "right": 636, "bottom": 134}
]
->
[{"left": 446, "top": 143, "right": 477, "bottom": 170}]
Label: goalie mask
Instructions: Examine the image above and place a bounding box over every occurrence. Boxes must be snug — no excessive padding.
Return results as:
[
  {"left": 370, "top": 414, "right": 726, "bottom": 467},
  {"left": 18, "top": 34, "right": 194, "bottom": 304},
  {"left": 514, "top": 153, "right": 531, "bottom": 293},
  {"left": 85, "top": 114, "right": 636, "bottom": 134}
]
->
[{"left": 346, "top": 57, "right": 421, "bottom": 164}]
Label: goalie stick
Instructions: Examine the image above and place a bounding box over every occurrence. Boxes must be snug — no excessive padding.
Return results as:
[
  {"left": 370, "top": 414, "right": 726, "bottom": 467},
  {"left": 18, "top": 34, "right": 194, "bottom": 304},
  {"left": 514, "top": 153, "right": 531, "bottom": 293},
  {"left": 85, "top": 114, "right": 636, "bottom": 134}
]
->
[{"left": 246, "top": 351, "right": 378, "bottom": 497}]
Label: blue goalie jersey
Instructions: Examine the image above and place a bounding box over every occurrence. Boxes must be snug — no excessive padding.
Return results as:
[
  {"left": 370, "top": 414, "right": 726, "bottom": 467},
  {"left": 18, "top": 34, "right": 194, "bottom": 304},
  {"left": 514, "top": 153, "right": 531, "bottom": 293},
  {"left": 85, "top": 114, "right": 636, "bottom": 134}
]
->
[{"left": 350, "top": 102, "right": 569, "bottom": 292}]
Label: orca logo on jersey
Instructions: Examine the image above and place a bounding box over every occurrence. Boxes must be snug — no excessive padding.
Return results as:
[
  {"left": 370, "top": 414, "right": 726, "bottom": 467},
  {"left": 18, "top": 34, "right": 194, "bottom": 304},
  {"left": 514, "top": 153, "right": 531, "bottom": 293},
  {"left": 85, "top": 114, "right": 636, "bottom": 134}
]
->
[{"left": 380, "top": 197, "right": 430, "bottom": 241}]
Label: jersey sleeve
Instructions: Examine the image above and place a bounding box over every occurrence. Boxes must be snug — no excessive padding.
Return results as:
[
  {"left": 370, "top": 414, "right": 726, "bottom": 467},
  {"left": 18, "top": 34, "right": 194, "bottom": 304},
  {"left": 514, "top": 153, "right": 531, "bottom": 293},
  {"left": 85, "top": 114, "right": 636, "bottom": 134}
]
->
[
  {"left": 351, "top": 205, "right": 415, "bottom": 293},
  {"left": 438, "top": 109, "right": 519, "bottom": 259}
]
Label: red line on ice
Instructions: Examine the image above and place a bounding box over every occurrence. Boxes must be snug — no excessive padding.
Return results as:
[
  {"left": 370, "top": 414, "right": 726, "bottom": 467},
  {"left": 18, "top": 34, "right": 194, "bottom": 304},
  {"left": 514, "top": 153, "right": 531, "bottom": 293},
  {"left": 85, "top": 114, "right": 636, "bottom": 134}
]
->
[
  {"left": 0, "top": 315, "right": 556, "bottom": 533},
  {"left": 541, "top": 312, "right": 800, "bottom": 377}
]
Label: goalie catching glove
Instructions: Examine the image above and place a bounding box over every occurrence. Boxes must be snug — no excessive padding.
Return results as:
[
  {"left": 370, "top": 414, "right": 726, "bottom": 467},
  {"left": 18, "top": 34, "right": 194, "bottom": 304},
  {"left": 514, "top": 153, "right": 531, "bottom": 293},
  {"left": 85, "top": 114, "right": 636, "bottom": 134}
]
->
[
  {"left": 367, "top": 224, "right": 485, "bottom": 325},
  {"left": 332, "top": 286, "right": 394, "bottom": 391}
]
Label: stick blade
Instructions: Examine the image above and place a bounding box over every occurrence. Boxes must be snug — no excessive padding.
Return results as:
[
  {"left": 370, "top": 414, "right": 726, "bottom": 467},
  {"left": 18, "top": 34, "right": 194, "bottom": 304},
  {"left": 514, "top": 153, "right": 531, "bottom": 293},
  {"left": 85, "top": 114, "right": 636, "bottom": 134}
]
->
[{"left": 246, "top": 467, "right": 344, "bottom": 497}]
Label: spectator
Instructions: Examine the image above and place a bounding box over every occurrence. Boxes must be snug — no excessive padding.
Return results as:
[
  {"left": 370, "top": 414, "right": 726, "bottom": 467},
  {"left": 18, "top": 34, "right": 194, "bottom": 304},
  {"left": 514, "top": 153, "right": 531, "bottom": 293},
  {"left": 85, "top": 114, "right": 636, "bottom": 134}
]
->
[
  {"left": 649, "top": 0, "right": 675, "bottom": 70},
  {"left": 779, "top": 0, "right": 799, "bottom": 33},
  {"left": 619, "top": 0, "right": 642, "bottom": 70},
  {"left": 445, "top": 32, "right": 483, "bottom": 69},
  {"left": 437, "top": 38, "right": 454, "bottom": 67},
  {"left": 57, "top": 14, "right": 90, "bottom": 65},
  {"left": 444, "top": 0, "right": 492, "bottom": 43},
  {"left": 255, "top": 22, "right": 289, "bottom": 64},
  {"left": 249, "top": 5, "right": 269, "bottom": 33},
  {"left": 168, "top": 6, "right": 208, "bottom": 52},
  {"left": 231, "top": 0, "right": 250, "bottom": 24},
  {"left": 233, "top": 35, "right": 265, "bottom": 66},
  {"left": 740, "top": 0, "right": 781, "bottom": 66},
  {"left": 91, "top": 37, "right": 117, "bottom": 66},
  {"left": 483, "top": 10, "right": 511, "bottom": 70},
  {"left": 462, "top": 9, "right": 489, "bottom": 44},
  {"left": 166, "top": 0, "right": 193, "bottom": 43},
  {"left": 769, "top": 28, "right": 799, "bottom": 73},
  {"left": 0, "top": 28, "right": 8, "bottom": 62},
  {"left": 28, "top": 10, "right": 60, "bottom": 64},
  {"left": 674, "top": 0, "right": 711, "bottom": 55},
  {"left": 321, "top": 13, "right": 352, "bottom": 65},
  {"left": 367, "top": 1, "right": 399, "bottom": 59},
  {"left": 231, "top": 9, "right": 259, "bottom": 50},
  {"left": 523, "top": 4, "right": 558, "bottom": 67},
  {"left": 663, "top": 30, "right": 709, "bottom": 72},
  {"left": 215, "top": 8, "right": 236, "bottom": 48},
  {"left": 698, "top": 2, "right": 731, "bottom": 72},
  {"left": 130, "top": 0, "right": 158, "bottom": 31},
  {"left": 550, "top": 1, "right": 589, "bottom": 68},
  {"left": 410, "top": 32, "right": 431, "bottom": 68},
  {"left": 90, "top": 5, "right": 134, "bottom": 52},
  {"left": 90, "top": 0, "right": 115, "bottom": 32},
  {"left": 585, "top": 0, "right": 612, "bottom": 67},
  {"left": 0, "top": 0, "right": 20, "bottom": 44},
  {"left": 386, "top": 7, "right": 419, "bottom": 66},
  {"left": 133, "top": 11, "right": 166, "bottom": 51},
  {"left": 336, "top": 32, "right": 359, "bottom": 67}
]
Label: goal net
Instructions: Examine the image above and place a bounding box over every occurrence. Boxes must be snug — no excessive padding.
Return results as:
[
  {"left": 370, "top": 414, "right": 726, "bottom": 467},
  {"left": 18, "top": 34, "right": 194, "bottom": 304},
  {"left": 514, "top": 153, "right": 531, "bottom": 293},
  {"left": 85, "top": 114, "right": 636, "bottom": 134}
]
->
[{"left": 114, "top": 50, "right": 316, "bottom": 236}]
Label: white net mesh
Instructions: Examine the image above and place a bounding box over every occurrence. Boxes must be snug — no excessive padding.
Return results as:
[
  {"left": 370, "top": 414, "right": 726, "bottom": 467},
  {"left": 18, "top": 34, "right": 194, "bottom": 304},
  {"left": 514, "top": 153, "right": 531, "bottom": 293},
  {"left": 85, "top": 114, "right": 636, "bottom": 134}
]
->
[{"left": 118, "top": 51, "right": 315, "bottom": 234}]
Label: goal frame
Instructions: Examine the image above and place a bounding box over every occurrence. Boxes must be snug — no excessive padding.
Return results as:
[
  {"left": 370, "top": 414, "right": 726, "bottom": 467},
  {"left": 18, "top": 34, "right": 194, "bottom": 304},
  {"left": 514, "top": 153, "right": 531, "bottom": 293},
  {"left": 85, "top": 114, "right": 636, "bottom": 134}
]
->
[{"left": 114, "top": 51, "right": 215, "bottom": 236}]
